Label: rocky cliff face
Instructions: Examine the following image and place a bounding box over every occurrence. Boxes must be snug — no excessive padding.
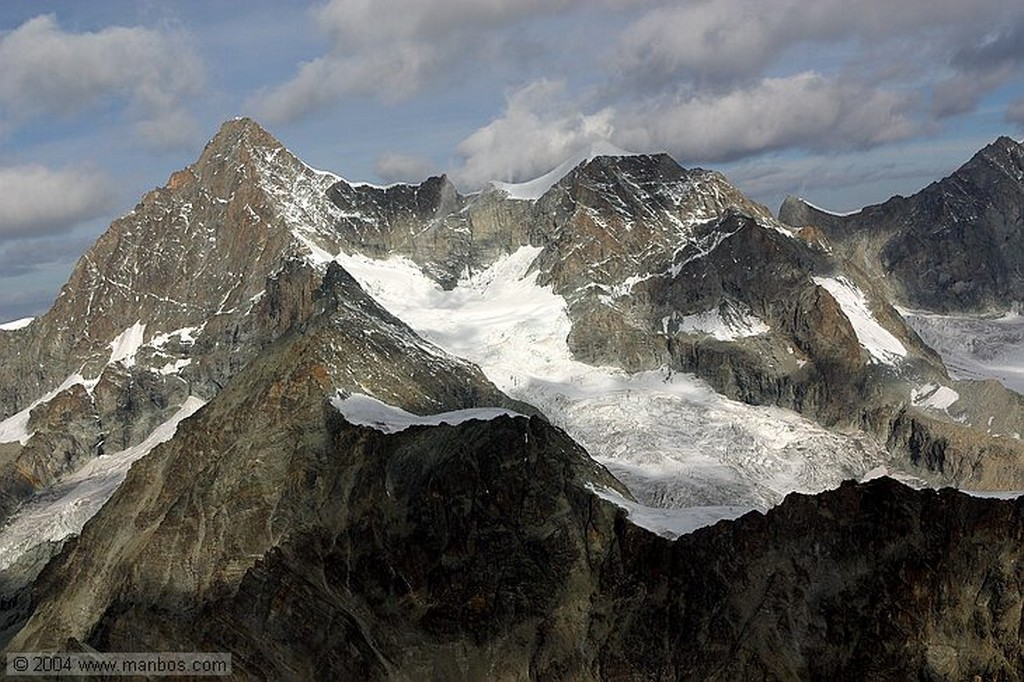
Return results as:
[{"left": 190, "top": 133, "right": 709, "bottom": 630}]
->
[
  {"left": 0, "top": 119, "right": 408, "bottom": 525},
  {"left": 0, "top": 119, "right": 533, "bottom": 637},
  {"left": 780, "top": 136, "right": 1024, "bottom": 314},
  {"left": 4, "top": 252, "right": 530, "bottom": 651}
]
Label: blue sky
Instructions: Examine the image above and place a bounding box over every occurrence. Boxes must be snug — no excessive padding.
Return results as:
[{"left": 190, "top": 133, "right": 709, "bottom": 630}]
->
[{"left": 2, "top": 0, "right": 1024, "bottom": 322}]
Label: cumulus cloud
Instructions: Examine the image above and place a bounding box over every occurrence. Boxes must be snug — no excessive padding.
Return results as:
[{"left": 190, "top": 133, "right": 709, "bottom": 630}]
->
[
  {"left": 0, "top": 165, "right": 115, "bottom": 239},
  {"left": 614, "top": 0, "right": 1016, "bottom": 87},
  {"left": 0, "top": 14, "right": 205, "bottom": 148},
  {"left": 442, "top": 0, "right": 1023, "bottom": 190},
  {"left": 452, "top": 80, "right": 614, "bottom": 188},
  {"left": 450, "top": 72, "right": 923, "bottom": 189},
  {"left": 616, "top": 73, "right": 921, "bottom": 163},
  {"left": 251, "top": 0, "right": 580, "bottom": 122},
  {"left": 374, "top": 153, "right": 438, "bottom": 184}
]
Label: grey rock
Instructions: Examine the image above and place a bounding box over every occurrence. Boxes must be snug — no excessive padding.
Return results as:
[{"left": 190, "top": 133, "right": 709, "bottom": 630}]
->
[{"left": 780, "top": 136, "right": 1024, "bottom": 314}]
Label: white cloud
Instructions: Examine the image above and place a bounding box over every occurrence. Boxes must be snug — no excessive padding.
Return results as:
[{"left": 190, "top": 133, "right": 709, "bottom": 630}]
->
[
  {"left": 374, "top": 153, "right": 438, "bottom": 184},
  {"left": 451, "top": 72, "right": 922, "bottom": 189},
  {"left": 133, "top": 108, "right": 204, "bottom": 152},
  {"left": 617, "top": 72, "right": 920, "bottom": 163},
  {"left": 0, "top": 14, "right": 205, "bottom": 149},
  {"left": 251, "top": 0, "right": 581, "bottom": 122},
  {"left": 453, "top": 80, "right": 614, "bottom": 188},
  {"left": 615, "top": 0, "right": 1018, "bottom": 86},
  {"left": 0, "top": 165, "right": 115, "bottom": 239}
]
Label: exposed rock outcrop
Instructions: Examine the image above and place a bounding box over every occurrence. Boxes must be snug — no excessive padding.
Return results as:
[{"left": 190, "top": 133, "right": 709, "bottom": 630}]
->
[{"left": 780, "top": 136, "right": 1024, "bottom": 314}]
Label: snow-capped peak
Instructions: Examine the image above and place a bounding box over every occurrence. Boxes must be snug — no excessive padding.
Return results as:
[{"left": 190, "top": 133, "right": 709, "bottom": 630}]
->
[
  {"left": 796, "top": 196, "right": 861, "bottom": 218},
  {"left": 489, "top": 140, "right": 639, "bottom": 201},
  {"left": 0, "top": 317, "right": 34, "bottom": 331}
]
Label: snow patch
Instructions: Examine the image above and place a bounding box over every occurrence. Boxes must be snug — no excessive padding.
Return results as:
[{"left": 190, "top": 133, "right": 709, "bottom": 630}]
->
[
  {"left": 911, "top": 383, "right": 960, "bottom": 412},
  {"left": 589, "top": 484, "right": 752, "bottom": 538},
  {"left": 0, "top": 317, "right": 34, "bottom": 331},
  {"left": 333, "top": 392, "right": 523, "bottom": 434},
  {"left": 0, "top": 396, "right": 206, "bottom": 571},
  {"left": 798, "top": 197, "right": 861, "bottom": 217},
  {"left": 149, "top": 326, "right": 201, "bottom": 350},
  {"left": 813, "top": 276, "right": 906, "bottom": 365},
  {"left": 960, "top": 489, "right": 1024, "bottom": 500},
  {"left": 665, "top": 303, "right": 769, "bottom": 341},
  {"left": 108, "top": 321, "right": 147, "bottom": 367},
  {"left": 489, "top": 141, "right": 637, "bottom": 201},
  {"left": 157, "top": 359, "right": 192, "bottom": 375}
]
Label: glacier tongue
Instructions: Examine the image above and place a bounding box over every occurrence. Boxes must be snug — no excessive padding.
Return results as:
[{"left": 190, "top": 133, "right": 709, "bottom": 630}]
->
[
  {"left": 335, "top": 246, "right": 916, "bottom": 535},
  {"left": 0, "top": 396, "right": 206, "bottom": 572}
]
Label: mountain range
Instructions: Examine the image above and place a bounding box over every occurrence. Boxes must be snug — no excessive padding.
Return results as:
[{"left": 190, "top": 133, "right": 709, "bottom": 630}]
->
[{"left": 2, "top": 118, "right": 1024, "bottom": 678}]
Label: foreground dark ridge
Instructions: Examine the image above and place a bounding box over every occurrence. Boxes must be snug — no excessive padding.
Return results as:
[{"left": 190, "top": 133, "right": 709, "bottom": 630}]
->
[{"left": 8, "top": 386, "right": 1024, "bottom": 680}]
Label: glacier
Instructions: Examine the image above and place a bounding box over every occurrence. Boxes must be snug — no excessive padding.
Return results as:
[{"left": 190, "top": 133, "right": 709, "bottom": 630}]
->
[
  {"left": 0, "top": 396, "right": 206, "bottom": 572},
  {"left": 327, "top": 245, "right": 922, "bottom": 536},
  {"left": 901, "top": 308, "right": 1024, "bottom": 395}
]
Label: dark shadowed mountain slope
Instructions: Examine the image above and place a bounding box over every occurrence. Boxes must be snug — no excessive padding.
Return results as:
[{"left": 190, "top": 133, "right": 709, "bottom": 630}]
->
[
  {"left": 780, "top": 136, "right": 1024, "bottom": 314},
  {"left": 3, "top": 257, "right": 534, "bottom": 652},
  {"left": 11, "top": 379, "right": 1024, "bottom": 681}
]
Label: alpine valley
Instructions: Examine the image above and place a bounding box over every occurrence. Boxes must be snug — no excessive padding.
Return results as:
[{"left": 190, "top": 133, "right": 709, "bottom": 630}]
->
[{"left": 3, "top": 118, "right": 1024, "bottom": 679}]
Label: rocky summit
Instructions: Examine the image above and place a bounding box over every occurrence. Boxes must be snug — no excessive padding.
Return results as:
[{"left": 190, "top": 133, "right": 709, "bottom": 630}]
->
[
  {"left": 4, "top": 118, "right": 1024, "bottom": 679},
  {"left": 780, "top": 136, "right": 1024, "bottom": 315}
]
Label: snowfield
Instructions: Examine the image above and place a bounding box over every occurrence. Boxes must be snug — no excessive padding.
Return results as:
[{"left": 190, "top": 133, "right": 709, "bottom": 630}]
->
[
  {"left": 328, "top": 245, "right": 920, "bottom": 537},
  {"left": 0, "top": 317, "right": 34, "bottom": 331},
  {"left": 333, "top": 393, "right": 524, "bottom": 434},
  {"left": 489, "top": 141, "right": 637, "bottom": 201},
  {"left": 813, "top": 276, "right": 906, "bottom": 365},
  {"left": 0, "top": 374, "right": 98, "bottom": 446},
  {"left": 901, "top": 308, "right": 1024, "bottom": 394}
]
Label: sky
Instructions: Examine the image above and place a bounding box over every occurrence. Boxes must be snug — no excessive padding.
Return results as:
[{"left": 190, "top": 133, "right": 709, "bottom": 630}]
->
[{"left": 2, "top": 1, "right": 1024, "bottom": 323}]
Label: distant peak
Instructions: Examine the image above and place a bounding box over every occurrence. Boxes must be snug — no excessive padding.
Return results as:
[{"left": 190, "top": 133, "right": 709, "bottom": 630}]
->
[
  {"left": 203, "top": 117, "right": 284, "bottom": 157},
  {"left": 958, "top": 134, "right": 1024, "bottom": 183},
  {"left": 971, "top": 135, "right": 1023, "bottom": 162},
  {"left": 991, "top": 135, "right": 1022, "bottom": 150},
  {"left": 488, "top": 141, "right": 650, "bottom": 201},
  {"left": 187, "top": 117, "right": 297, "bottom": 188},
  {"left": 779, "top": 195, "right": 860, "bottom": 220}
]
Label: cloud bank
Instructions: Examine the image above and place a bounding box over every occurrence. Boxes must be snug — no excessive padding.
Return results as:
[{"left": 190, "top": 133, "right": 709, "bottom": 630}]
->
[
  {"left": 251, "top": 0, "right": 582, "bottom": 123},
  {"left": 0, "top": 165, "right": 114, "bottom": 240},
  {"left": 0, "top": 14, "right": 205, "bottom": 149}
]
